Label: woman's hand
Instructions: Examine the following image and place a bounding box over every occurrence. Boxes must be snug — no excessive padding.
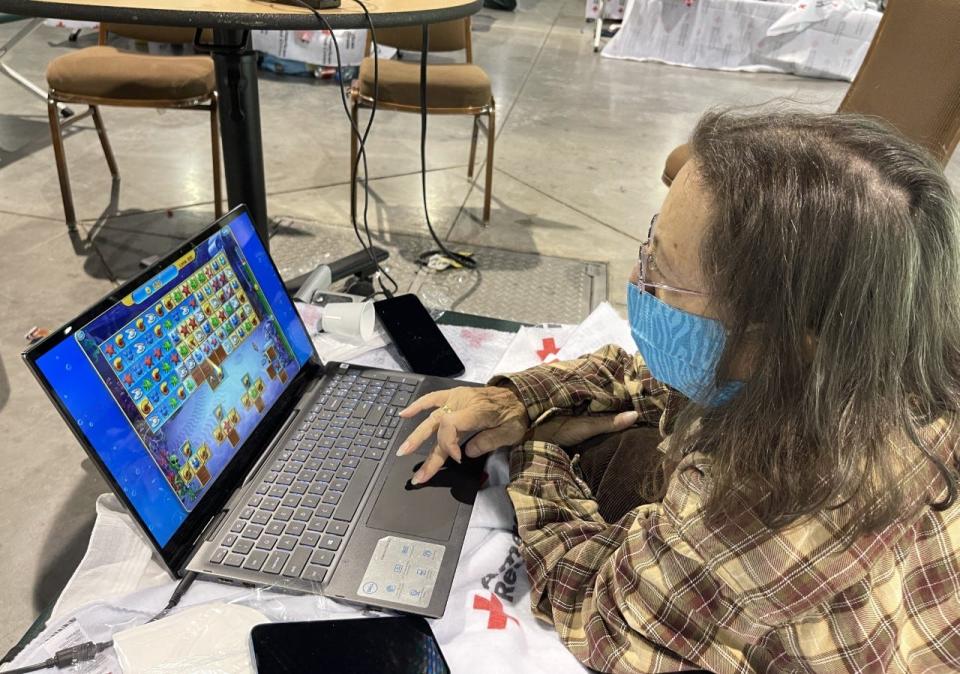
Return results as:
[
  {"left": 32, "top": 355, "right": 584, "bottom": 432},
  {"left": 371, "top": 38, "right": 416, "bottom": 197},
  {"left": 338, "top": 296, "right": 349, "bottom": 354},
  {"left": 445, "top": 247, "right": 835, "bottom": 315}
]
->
[
  {"left": 530, "top": 410, "right": 639, "bottom": 447},
  {"left": 397, "top": 386, "right": 529, "bottom": 485}
]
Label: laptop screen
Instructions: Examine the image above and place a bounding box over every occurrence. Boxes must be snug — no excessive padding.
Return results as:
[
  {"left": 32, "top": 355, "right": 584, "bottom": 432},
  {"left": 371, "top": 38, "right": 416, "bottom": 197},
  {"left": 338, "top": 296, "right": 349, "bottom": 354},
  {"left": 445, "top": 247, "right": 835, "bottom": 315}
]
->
[{"left": 32, "top": 210, "right": 314, "bottom": 547}]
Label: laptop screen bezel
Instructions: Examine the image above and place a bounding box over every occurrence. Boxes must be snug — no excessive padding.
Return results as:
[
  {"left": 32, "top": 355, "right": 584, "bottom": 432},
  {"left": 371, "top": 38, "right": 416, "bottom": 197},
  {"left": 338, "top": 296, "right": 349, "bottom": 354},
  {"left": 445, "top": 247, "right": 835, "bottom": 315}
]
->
[{"left": 22, "top": 205, "right": 323, "bottom": 574}]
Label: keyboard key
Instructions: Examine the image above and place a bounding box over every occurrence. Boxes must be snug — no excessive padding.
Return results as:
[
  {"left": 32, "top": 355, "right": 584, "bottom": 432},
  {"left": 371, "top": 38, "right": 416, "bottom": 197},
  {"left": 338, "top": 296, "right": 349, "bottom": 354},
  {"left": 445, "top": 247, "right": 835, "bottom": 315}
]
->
[
  {"left": 310, "top": 549, "right": 335, "bottom": 567},
  {"left": 316, "top": 470, "right": 334, "bottom": 483},
  {"left": 293, "top": 450, "right": 310, "bottom": 462},
  {"left": 244, "top": 549, "right": 269, "bottom": 571},
  {"left": 255, "top": 483, "right": 269, "bottom": 496},
  {"left": 266, "top": 522, "right": 285, "bottom": 536},
  {"left": 223, "top": 553, "right": 244, "bottom": 568},
  {"left": 336, "top": 467, "right": 355, "bottom": 480},
  {"left": 282, "top": 494, "right": 301, "bottom": 508},
  {"left": 300, "top": 470, "right": 318, "bottom": 482},
  {"left": 319, "top": 534, "right": 343, "bottom": 551},
  {"left": 330, "top": 449, "right": 347, "bottom": 460},
  {"left": 241, "top": 524, "right": 264, "bottom": 539},
  {"left": 274, "top": 507, "right": 294, "bottom": 522},
  {"left": 302, "top": 494, "right": 321, "bottom": 508},
  {"left": 318, "top": 504, "right": 335, "bottom": 518},
  {"left": 222, "top": 533, "right": 238, "bottom": 547},
  {"left": 262, "top": 471, "right": 278, "bottom": 484},
  {"left": 276, "top": 535, "right": 298, "bottom": 552},
  {"left": 277, "top": 473, "right": 295, "bottom": 486},
  {"left": 322, "top": 492, "right": 341, "bottom": 506},
  {"left": 239, "top": 507, "right": 255, "bottom": 520},
  {"left": 247, "top": 495, "right": 263, "bottom": 508},
  {"left": 290, "top": 482, "right": 308, "bottom": 496},
  {"left": 370, "top": 439, "right": 389, "bottom": 450},
  {"left": 234, "top": 539, "right": 254, "bottom": 555},
  {"left": 305, "top": 459, "right": 323, "bottom": 471},
  {"left": 326, "top": 521, "right": 349, "bottom": 536},
  {"left": 283, "top": 548, "right": 311, "bottom": 578},
  {"left": 347, "top": 446, "right": 364, "bottom": 458},
  {"left": 343, "top": 457, "right": 360, "bottom": 469},
  {"left": 256, "top": 535, "right": 278, "bottom": 551},
  {"left": 334, "top": 438, "right": 352, "bottom": 450},
  {"left": 230, "top": 520, "right": 245, "bottom": 534},
  {"left": 282, "top": 463, "right": 299, "bottom": 474},
  {"left": 268, "top": 485, "right": 287, "bottom": 499},
  {"left": 301, "top": 532, "right": 321, "bottom": 547},
  {"left": 322, "top": 459, "right": 340, "bottom": 471},
  {"left": 264, "top": 551, "right": 290, "bottom": 575},
  {"left": 293, "top": 508, "right": 313, "bottom": 522},
  {"left": 285, "top": 521, "right": 306, "bottom": 536},
  {"left": 302, "top": 565, "right": 327, "bottom": 583},
  {"left": 211, "top": 548, "right": 228, "bottom": 564},
  {"left": 261, "top": 497, "right": 280, "bottom": 512},
  {"left": 307, "top": 517, "right": 328, "bottom": 533},
  {"left": 307, "top": 483, "right": 327, "bottom": 496},
  {"left": 365, "top": 404, "right": 387, "bottom": 426},
  {"left": 364, "top": 449, "right": 385, "bottom": 461},
  {"left": 251, "top": 511, "right": 271, "bottom": 526},
  {"left": 330, "top": 479, "right": 348, "bottom": 492},
  {"left": 333, "top": 459, "right": 377, "bottom": 522}
]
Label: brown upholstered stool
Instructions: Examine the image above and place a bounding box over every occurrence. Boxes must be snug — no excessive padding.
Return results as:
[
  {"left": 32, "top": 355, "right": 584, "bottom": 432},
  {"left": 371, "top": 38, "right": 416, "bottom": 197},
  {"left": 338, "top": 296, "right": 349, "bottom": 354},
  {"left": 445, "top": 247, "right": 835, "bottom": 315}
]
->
[
  {"left": 349, "top": 18, "right": 496, "bottom": 222},
  {"left": 46, "top": 24, "right": 222, "bottom": 230}
]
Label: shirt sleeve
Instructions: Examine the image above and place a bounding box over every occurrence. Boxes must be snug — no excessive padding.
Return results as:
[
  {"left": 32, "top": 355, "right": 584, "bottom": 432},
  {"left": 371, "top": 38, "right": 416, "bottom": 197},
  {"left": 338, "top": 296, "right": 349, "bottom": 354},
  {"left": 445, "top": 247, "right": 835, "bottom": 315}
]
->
[
  {"left": 507, "top": 440, "right": 744, "bottom": 674},
  {"left": 488, "top": 344, "right": 671, "bottom": 426}
]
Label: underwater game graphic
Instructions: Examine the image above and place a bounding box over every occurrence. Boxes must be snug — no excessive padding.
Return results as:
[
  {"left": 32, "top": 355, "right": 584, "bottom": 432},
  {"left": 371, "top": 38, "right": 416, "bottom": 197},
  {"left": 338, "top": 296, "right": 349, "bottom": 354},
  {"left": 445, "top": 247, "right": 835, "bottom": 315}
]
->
[{"left": 74, "top": 228, "right": 298, "bottom": 511}]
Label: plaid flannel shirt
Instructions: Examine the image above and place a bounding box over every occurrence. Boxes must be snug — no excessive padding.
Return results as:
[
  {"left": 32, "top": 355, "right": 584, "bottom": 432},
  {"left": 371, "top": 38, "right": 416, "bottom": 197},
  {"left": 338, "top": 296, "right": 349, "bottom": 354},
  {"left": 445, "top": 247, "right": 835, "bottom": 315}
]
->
[{"left": 490, "top": 345, "right": 960, "bottom": 673}]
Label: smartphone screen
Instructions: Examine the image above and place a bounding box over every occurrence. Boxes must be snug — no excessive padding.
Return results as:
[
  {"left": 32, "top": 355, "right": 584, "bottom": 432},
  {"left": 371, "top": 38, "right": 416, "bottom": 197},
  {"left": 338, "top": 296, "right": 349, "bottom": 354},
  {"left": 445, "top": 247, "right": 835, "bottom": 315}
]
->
[
  {"left": 251, "top": 617, "right": 451, "bottom": 673},
  {"left": 374, "top": 295, "right": 465, "bottom": 377}
]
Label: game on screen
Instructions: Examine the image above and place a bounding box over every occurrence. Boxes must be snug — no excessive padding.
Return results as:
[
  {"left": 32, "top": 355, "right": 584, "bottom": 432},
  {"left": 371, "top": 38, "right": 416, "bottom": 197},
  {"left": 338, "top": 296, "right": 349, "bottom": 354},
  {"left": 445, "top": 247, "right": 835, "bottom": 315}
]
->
[{"left": 74, "top": 226, "right": 299, "bottom": 512}]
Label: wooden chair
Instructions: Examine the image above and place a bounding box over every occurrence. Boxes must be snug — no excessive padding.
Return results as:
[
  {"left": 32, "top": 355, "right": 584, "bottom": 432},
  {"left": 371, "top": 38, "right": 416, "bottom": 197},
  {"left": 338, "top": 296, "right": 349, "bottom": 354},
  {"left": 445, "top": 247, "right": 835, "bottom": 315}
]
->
[
  {"left": 661, "top": 0, "right": 960, "bottom": 185},
  {"left": 46, "top": 24, "right": 222, "bottom": 230},
  {"left": 349, "top": 18, "right": 496, "bottom": 222}
]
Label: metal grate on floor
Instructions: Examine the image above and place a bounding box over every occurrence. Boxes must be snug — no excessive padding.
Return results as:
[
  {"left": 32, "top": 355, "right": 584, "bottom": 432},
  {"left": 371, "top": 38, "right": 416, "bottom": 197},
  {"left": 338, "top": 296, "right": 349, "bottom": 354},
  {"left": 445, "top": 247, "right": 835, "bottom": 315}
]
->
[{"left": 269, "top": 218, "right": 607, "bottom": 325}]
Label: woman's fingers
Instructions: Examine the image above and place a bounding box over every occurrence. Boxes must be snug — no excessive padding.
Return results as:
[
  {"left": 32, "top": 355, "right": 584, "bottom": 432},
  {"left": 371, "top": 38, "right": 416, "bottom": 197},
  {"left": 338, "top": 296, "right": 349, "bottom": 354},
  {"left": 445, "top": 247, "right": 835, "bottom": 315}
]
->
[
  {"left": 396, "top": 414, "right": 441, "bottom": 457},
  {"left": 436, "top": 413, "right": 464, "bottom": 463},
  {"left": 398, "top": 390, "right": 448, "bottom": 418},
  {"left": 411, "top": 444, "right": 449, "bottom": 485}
]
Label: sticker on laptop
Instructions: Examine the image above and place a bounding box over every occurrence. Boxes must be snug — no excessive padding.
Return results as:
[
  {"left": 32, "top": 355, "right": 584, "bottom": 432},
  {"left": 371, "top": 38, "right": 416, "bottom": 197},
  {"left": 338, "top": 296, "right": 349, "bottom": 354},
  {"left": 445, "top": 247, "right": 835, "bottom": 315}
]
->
[{"left": 357, "top": 536, "right": 445, "bottom": 608}]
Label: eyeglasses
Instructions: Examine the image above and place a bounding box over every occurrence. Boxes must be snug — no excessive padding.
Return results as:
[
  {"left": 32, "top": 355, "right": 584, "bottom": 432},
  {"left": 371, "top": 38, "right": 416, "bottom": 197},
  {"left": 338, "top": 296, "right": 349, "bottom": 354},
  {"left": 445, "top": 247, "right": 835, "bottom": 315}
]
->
[{"left": 637, "top": 214, "right": 707, "bottom": 297}]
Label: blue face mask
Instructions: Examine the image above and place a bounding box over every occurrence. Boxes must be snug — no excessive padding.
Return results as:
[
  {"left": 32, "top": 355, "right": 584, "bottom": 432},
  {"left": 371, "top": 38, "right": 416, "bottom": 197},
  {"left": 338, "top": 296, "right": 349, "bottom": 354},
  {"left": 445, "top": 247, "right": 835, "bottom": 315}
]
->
[{"left": 626, "top": 282, "right": 742, "bottom": 406}]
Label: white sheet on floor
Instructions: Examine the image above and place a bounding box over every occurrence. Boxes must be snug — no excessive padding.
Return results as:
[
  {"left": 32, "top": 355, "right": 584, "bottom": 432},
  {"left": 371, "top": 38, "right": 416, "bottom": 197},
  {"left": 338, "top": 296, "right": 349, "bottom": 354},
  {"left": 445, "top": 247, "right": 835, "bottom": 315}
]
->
[
  {"left": 4, "top": 454, "right": 586, "bottom": 674},
  {"left": 6, "top": 306, "right": 635, "bottom": 673},
  {"left": 602, "top": 0, "right": 882, "bottom": 81}
]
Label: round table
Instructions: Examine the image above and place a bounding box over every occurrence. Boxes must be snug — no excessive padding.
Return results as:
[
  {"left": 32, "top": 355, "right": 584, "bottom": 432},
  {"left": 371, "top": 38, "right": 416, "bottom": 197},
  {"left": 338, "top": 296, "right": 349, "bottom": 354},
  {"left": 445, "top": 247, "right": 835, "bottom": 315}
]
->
[{"left": 0, "top": 0, "right": 483, "bottom": 248}]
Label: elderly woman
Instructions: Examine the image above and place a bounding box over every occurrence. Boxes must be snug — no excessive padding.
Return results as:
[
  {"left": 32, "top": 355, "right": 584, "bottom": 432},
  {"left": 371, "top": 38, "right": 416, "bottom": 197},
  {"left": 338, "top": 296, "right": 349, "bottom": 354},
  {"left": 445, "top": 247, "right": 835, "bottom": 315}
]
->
[{"left": 398, "top": 110, "right": 960, "bottom": 672}]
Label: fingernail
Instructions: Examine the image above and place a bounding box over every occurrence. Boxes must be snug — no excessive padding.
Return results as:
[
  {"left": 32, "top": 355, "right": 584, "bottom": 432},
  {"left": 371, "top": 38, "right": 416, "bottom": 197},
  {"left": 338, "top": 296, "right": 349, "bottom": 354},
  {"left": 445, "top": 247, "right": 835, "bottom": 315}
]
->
[
  {"left": 410, "top": 472, "right": 422, "bottom": 485},
  {"left": 396, "top": 442, "right": 410, "bottom": 456},
  {"left": 619, "top": 411, "right": 639, "bottom": 424}
]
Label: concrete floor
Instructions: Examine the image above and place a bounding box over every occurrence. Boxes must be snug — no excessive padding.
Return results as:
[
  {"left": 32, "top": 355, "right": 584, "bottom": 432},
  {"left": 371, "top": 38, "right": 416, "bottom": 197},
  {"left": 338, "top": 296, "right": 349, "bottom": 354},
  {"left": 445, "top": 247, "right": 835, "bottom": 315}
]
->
[{"left": 1, "top": 0, "right": 958, "bottom": 651}]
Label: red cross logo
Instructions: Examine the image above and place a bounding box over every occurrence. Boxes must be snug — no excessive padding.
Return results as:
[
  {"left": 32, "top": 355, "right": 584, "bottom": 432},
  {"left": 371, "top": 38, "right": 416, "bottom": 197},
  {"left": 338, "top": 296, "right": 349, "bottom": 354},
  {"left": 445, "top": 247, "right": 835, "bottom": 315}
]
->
[
  {"left": 536, "top": 338, "right": 560, "bottom": 361},
  {"left": 472, "top": 593, "right": 518, "bottom": 630}
]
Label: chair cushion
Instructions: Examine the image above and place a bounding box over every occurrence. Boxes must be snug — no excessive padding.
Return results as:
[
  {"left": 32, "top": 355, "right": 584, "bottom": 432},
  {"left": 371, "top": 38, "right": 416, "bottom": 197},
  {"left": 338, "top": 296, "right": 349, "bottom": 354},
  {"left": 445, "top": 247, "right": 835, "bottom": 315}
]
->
[
  {"left": 47, "top": 46, "right": 214, "bottom": 101},
  {"left": 358, "top": 57, "right": 491, "bottom": 110},
  {"left": 662, "top": 143, "right": 691, "bottom": 187}
]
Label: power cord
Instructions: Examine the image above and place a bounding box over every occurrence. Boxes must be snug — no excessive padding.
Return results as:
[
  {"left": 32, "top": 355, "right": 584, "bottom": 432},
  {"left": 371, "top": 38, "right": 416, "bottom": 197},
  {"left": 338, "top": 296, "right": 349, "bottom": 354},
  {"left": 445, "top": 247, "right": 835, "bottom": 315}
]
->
[
  {"left": 292, "top": 0, "right": 399, "bottom": 299},
  {"left": 415, "top": 25, "right": 477, "bottom": 270},
  {"left": 3, "top": 572, "right": 198, "bottom": 674}
]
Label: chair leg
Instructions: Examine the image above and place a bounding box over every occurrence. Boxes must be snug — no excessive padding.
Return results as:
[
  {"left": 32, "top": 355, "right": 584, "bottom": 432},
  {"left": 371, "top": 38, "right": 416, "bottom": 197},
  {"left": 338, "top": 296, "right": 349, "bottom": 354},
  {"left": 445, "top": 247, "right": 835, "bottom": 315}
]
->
[
  {"left": 350, "top": 95, "right": 360, "bottom": 225},
  {"left": 47, "top": 97, "right": 78, "bottom": 231},
  {"left": 210, "top": 93, "right": 223, "bottom": 218},
  {"left": 467, "top": 114, "right": 480, "bottom": 178},
  {"left": 90, "top": 105, "right": 119, "bottom": 178},
  {"left": 483, "top": 106, "right": 495, "bottom": 223}
]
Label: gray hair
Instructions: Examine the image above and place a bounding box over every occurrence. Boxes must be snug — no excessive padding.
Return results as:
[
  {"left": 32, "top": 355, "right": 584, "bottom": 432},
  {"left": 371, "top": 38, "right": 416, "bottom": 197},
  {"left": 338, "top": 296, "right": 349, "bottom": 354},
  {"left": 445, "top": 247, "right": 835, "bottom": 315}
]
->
[{"left": 671, "top": 109, "right": 959, "bottom": 541}]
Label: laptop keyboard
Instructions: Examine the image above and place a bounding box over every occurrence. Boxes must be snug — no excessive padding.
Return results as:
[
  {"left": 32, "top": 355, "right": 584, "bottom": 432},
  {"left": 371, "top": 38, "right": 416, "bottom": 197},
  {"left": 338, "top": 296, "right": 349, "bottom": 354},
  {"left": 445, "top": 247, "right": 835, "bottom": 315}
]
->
[{"left": 207, "top": 369, "right": 419, "bottom": 584}]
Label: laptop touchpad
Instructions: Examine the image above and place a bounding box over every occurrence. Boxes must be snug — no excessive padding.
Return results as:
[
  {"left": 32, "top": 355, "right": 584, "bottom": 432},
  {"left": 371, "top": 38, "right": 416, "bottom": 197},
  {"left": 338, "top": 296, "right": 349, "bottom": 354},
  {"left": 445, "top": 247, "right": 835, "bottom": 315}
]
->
[{"left": 365, "top": 454, "right": 477, "bottom": 541}]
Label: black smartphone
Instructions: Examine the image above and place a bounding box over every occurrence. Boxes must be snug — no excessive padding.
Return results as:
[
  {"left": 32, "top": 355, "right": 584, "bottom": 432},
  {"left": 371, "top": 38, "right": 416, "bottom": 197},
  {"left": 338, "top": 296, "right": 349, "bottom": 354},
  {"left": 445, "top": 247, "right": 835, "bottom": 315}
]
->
[
  {"left": 250, "top": 617, "right": 451, "bottom": 674},
  {"left": 374, "top": 294, "right": 465, "bottom": 377}
]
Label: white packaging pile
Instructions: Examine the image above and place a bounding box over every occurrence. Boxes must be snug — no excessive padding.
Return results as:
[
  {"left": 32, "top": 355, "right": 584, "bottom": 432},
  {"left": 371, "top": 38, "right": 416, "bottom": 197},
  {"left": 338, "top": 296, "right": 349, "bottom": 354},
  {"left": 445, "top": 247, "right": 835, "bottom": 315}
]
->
[{"left": 602, "top": 0, "right": 883, "bottom": 81}]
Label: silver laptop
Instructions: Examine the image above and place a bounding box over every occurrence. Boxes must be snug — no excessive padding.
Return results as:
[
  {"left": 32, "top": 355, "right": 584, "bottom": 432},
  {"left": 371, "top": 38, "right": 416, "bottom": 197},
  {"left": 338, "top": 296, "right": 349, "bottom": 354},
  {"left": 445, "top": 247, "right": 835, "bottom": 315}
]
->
[{"left": 23, "top": 206, "right": 482, "bottom": 618}]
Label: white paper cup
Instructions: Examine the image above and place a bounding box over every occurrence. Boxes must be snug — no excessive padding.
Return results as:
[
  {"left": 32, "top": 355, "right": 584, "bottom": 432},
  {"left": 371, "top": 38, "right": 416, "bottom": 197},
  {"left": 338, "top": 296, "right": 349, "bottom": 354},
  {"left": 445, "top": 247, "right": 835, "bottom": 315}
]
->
[{"left": 320, "top": 301, "right": 375, "bottom": 341}]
